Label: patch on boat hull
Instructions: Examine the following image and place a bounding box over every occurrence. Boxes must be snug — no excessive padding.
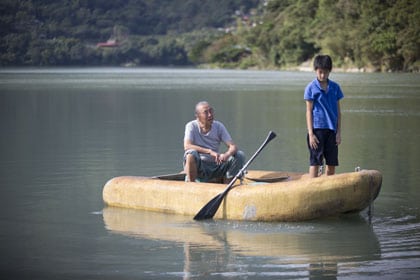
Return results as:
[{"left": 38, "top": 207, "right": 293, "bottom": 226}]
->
[{"left": 243, "top": 205, "right": 257, "bottom": 220}]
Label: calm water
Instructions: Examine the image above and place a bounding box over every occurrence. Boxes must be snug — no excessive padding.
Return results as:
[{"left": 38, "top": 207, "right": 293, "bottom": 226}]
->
[{"left": 0, "top": 68, "right": 419, "bottom": 279}]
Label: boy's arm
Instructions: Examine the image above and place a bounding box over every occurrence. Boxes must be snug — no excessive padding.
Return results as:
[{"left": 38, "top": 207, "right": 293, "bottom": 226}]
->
[
  {"left": 306, "top": 100, "right": 314, "bottom": 135},
  {"left": 336, "top": 101, "right": 342, "bottom": 145},
  {"left": 306, "top": 100, "right": 319, "bottom": 149}
]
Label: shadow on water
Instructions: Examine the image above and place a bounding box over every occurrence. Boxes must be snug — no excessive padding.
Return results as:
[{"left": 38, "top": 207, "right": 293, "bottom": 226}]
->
[{"left": 103, "top": 207, "right": 381, "bottom": 279}]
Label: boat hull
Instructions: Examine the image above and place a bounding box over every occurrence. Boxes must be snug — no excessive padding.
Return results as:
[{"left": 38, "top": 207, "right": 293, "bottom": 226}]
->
[{"left": 102, "top": 170, "right": 382, "bottom": 221}]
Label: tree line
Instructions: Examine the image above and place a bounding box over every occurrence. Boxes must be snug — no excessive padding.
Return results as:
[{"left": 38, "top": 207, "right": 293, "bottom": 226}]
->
[
  {"left": 1, "top": 0, "right": 418, "bottom": 71},
  {"left": 203, "top": 0, "right": 419, "bottom": 72}
]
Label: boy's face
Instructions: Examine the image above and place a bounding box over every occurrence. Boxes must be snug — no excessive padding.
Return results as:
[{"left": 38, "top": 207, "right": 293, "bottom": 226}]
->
[{"left": 316, "top": 68, "right": 330, "bottom": 83}]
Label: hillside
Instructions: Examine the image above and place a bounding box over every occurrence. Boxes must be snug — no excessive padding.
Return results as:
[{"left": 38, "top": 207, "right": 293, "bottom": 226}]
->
[
  {"left": 205, "top": 0, "right": 419, "bottom": 72},
  {"left": 1, "top": 0, "right": 419, "bottom": 71},
  {"left": 0, "top": 0, "right": 259, "bottom": 66}
]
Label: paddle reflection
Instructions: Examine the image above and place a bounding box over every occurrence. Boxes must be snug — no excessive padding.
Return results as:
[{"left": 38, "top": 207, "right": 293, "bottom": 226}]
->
[{"left": 102, "top": 207, "right": 380, "bottom": 279}]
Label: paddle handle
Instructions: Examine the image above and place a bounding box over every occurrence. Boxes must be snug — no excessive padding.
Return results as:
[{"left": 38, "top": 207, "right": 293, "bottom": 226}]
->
[
  {"left": 224, "top": 131, "right": 277, "bottom": 193},
  {"left": 193, "top": 131, "right": 277, "bottom": 220}
]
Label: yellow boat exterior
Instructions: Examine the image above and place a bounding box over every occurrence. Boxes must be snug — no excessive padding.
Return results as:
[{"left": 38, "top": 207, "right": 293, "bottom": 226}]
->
[{"left": 102, "top": 169, "right": 382, "bottom": 222}]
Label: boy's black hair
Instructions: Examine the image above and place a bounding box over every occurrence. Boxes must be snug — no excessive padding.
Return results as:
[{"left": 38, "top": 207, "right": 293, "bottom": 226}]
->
[{"left": 313, "top": 55, "right": 332, "bottom": 71}]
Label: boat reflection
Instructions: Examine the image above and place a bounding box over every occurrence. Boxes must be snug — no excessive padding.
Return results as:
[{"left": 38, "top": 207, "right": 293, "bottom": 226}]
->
[
  {"left": 103, "top": 206, "right": 222, "bottom": 249},
  {"left": 103, "top": 207, "right": 381, "bottom": 278}
]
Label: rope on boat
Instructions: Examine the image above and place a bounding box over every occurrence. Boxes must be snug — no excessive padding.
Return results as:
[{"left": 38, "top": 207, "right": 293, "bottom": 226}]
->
[
  {"left": 355, "top": 166, "right": 374, "bottom": 224},
  {"left": 368, "top": 174, "right": 374, "bottom": 225}
]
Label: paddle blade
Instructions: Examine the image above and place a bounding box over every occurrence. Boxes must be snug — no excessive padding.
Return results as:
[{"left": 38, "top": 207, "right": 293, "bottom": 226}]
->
[{"left": 193, "top": 193, "right": 225, "bottom": 220}]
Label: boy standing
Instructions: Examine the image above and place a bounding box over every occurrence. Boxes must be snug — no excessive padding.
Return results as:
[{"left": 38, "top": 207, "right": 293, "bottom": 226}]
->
[{"left": 304, "top": 55, "right": 344, "bottom": 177}]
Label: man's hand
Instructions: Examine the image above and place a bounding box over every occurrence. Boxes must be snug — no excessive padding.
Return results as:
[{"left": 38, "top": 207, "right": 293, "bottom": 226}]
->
[
  {"left": 217, "top": 153, "right": 229, "bottom": 164},
  {"left": 211, "top": 152, "right": 228, "bottom": 165}
]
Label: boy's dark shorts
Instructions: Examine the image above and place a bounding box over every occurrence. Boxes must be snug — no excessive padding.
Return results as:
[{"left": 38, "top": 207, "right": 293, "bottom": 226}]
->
[{"left": 307, "top": 129, "right": 338, "bottom": 166}]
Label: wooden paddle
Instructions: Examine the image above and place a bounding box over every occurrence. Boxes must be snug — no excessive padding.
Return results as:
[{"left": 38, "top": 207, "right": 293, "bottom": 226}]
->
[{"left": 193, "top": 131, "right": 277, "bottom": 220}]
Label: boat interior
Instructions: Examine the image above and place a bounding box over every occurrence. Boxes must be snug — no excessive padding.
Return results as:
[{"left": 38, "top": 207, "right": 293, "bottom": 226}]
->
[{"left": 153, "top": 171, "right": 305, "bottom": 184}]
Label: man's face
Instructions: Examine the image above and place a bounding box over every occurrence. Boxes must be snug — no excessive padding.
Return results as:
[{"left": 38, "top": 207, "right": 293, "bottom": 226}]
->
[{"left": 196, "top": 104, "right": 214, "bottom": 125}]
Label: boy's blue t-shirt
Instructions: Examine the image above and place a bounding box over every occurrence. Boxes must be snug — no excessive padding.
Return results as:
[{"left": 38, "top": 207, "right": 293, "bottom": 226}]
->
[{"left": 304, "top": 79, "right": 344, "bottom": 132}]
